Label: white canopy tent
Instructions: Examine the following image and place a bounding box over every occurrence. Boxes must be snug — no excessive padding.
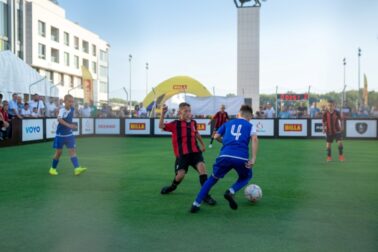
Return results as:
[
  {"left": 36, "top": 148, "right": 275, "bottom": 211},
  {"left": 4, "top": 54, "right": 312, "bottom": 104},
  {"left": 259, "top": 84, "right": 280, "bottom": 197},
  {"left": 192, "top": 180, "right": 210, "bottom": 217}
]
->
[
  {"left": 0, "top": 50, "right": 57, "bottom": 100},
  {"left": 185, "top": 96, "right": 245, "bottom": 116}
]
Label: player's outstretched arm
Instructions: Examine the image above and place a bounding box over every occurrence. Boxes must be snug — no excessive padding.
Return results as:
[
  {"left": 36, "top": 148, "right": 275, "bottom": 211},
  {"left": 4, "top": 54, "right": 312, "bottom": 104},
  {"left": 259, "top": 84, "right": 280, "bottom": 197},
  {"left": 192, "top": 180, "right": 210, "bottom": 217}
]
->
[
  {"left": 214, "top": 133, "right": 223, "bottom": 143},
  {"left": 58, "top": 118, "right": 77, "bottom": 129}
]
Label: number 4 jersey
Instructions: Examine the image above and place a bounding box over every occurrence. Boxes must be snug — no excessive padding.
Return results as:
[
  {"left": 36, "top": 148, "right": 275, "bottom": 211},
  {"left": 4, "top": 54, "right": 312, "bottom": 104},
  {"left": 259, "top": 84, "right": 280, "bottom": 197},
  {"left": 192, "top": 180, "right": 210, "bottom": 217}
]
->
[{"left": 216, "top": 118, "right": 256, "bottom": 160}]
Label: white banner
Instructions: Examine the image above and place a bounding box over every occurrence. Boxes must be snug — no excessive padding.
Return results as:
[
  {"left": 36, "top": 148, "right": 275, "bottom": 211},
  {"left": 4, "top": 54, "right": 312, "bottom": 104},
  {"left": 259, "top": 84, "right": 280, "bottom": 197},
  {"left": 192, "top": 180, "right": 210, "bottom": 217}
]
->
[
  {"left": 95, "top": 119, "right": 120, "bottom": 135},
  {"left": 250, "top": 119, "right": 274, "bottom": 136},
  {"left": 82, "top": 118, "right": 94, "bottom": 135},
  {"left": 125, "top": 119, "right": 150, "bottom": 135},
  {"left": 46, "top": 118, "right": 80, "bottom": 138},
  {"left": 46, "top": 118, "right": 58, "bottom": 139},
  {"left": 346, "top": 120, "right": 377, "bottom": 138},
  {"left": 279, "top": 119, "right": 308, "bottom": 137},
  {"left": 22, "top": 119, "right": 44, "bottom": 142},
  {"left": 154, "top": 119, "right": 211, "bottom": 136},
  {"left": 185, "top": 96, "right": 244, "bottom": 116},
  {"left": 311, "top": 119, "right": 326, "bottom": 137}
]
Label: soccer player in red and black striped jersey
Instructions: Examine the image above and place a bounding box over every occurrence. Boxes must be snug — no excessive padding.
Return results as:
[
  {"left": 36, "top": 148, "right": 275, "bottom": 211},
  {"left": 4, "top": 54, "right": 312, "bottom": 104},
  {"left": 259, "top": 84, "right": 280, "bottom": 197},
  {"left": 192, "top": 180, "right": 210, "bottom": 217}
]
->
[
  {"left": 208, "top": 104, "right": 229, "bottom": 148},
  {"left": 159, "top": 102, "right": 216, "bottom": 205},
  {"left": 322, "top": 100, "right": 345, "bottom": 162}
]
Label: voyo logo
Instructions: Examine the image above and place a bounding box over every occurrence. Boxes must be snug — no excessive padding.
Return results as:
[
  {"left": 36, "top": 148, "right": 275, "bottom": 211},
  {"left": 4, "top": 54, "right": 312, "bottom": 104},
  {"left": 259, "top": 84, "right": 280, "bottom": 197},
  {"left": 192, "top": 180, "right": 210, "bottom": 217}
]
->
[
  {"left": 284, "top": 124, "right": 302, "bottom": 132},
  {"left": 26, "top": 126, "right": 41, "bottom": 134}
]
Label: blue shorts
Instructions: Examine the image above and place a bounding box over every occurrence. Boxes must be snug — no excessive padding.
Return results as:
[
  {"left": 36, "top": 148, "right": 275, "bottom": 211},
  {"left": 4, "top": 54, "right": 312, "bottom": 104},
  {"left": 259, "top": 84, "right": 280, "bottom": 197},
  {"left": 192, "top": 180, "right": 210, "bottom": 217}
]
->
[
  {"left": 212, "top": 156, "right": 253, "bottom": 180},
  {"left": 53, "top": 135, "right": 76, "bottom": 149}
]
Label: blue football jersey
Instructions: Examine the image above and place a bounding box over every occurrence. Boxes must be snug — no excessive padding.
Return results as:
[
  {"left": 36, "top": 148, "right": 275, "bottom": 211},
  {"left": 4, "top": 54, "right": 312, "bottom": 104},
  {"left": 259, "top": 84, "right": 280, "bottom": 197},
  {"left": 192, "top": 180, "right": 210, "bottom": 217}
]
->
[
  {"left": 56, "top": 107, "right": 74, "bottom": 136},
  {"left": 217, "top": 118, "right": 256, "bottom": 160}
]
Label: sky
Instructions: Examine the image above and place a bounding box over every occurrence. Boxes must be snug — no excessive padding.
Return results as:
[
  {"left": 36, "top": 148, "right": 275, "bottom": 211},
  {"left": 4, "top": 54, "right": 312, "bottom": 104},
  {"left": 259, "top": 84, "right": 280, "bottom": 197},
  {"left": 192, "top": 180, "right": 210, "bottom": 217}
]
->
[{"left": 59, "top": 0, "right": 378, "bottom": 102}]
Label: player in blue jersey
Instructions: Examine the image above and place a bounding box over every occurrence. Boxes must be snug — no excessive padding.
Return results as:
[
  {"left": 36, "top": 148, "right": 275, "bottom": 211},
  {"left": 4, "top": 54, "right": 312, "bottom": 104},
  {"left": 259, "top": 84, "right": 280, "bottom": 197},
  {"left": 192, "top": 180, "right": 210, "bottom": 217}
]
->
[
  {"left": 49, "top": 94, "right": 87, "bottom": 176},
  {"left": 190, "top": 105, "right": 258, "bottom": 213}
]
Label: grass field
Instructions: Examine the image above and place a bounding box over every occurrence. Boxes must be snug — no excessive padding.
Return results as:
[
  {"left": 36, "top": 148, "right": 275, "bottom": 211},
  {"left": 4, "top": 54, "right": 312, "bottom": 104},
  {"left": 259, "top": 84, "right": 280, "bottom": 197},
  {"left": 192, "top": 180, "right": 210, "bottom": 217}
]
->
[{"left": 0, "top": 137, "right": 377, "bottom": 252}]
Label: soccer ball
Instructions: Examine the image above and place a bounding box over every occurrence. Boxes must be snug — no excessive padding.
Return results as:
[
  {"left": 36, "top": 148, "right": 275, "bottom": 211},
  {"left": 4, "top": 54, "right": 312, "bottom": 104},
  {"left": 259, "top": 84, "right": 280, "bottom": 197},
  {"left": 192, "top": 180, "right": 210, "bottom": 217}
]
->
[{"left": 244, "top": 184, "right": 262, "bottom": 202}]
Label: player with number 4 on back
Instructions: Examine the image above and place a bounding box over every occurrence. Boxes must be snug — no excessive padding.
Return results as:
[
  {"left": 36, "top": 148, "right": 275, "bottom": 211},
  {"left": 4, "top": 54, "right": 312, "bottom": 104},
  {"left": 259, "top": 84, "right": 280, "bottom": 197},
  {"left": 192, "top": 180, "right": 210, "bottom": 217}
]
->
[{"left": 190, "top": 105, "right": 258, "bottom": 213}]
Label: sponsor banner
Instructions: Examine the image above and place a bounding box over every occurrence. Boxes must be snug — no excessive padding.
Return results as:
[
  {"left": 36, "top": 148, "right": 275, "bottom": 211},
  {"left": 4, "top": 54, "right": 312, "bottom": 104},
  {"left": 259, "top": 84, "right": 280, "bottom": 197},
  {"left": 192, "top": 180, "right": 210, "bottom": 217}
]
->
[
  {"left": 22, "top": 119, "right": 44, "bottom": 142},
  {"left": 95, "top": 119, "right": 120, "bottom": 135},
  {"left": 82, "top": 118, "right": 94, "bottom": 135},
  {"left": 154, "top": 119, "right": 175, "bottom": 135},
  {"left": 250, "top": 119, "right": 274, "bottom": 136},
  {"left": 311, "top": 119, "right": 326, "bottom": 137},
  {"left": 125, "top": 119, "right": 150, "bottom": 135},
  {"left": 346, "top": 120, "right": 377, "bottom": 138},
  {"left": 154, "top": 119, "right": 211, "bottom": 136},
  {"left": 279, "top": 119, "right": 307, "bottom": 137},
  {"left": 46, "top": 118, "right": 80, "bottom": 139}
]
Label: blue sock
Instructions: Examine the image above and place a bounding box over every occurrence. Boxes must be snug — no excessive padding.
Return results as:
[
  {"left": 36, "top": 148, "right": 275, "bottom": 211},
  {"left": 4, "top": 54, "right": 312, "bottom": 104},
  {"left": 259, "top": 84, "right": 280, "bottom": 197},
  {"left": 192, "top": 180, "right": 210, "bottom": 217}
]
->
[
  {"left": 52, "top": 159, "right": 59, "bottom": 169},
  {"left": 230, "top": 175, "right": 252, "bottom": 193},
  {"left": 70, "top": 156, "right": 80, "bottom": 168},
  {"left": 194, "top": 176, "right": 218, "bottom": 205}
]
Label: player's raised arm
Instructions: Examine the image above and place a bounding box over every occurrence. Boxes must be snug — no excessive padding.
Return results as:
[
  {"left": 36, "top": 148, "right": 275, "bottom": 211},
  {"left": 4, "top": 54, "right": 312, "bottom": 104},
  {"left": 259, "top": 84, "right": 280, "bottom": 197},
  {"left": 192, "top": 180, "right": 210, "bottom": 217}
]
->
[{"left": 159, "top": 105, "right": 168, "bottom": 129}]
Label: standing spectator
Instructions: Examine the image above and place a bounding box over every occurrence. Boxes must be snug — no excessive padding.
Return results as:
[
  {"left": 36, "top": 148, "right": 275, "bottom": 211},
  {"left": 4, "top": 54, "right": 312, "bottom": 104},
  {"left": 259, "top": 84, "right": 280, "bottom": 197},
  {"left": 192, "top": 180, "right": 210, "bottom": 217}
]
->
[
  {"left": 138, "top": 103, "right": 147, "bottom": 118},
  {"left": 0, "top": 101, "right": 11, "bottom": 139},
  {"left": 80, "top": 103, "right": 91, "bottom": 117},
  {"left": 74, "top": 103, "right": 80, "bottom": 117},
  {"left": 0, "top": 93, "right": 3, "bottom": 104},
  {"left": 89, "top": 100, "right": 97, "bottom": 117},
  {"left": 17, "top": 96, "right": 24, "bottom": 115},
  {"left": 46, "top": 98, "right": 57, "bottom": 117},
  {"left": 310, "top": 102, "right": 320, "bottom": 118},
  {"left": 264, "top": 103, "right": 275, "bottom": 118},
  {"left": 208, "top": 104, "right": 229, "bottom": 148},
  {"left": 278, "top": 106, "right": 290, "bottom": 118},
  {"left": 29, "top": 94, "right": 45, "bottom": 117},
  {"left": 58, "top": 99, "right": 65, "bottom": 109},
  {"left": 21, "top": 103, "right": 32, "bottom": 117},
  {"left": 8, "top": 93, "right": 22, "bottom": 119}
]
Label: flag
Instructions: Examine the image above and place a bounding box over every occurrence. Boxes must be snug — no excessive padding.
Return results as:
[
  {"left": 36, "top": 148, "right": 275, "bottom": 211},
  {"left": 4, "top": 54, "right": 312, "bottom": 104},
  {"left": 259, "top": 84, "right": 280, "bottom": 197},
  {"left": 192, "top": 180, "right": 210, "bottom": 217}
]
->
[
  {"left": 82, "top": 66, "right": 93, "bottom": 103},
  {"left": 363, "top": 74, "right": 368, "bottom": 106}
]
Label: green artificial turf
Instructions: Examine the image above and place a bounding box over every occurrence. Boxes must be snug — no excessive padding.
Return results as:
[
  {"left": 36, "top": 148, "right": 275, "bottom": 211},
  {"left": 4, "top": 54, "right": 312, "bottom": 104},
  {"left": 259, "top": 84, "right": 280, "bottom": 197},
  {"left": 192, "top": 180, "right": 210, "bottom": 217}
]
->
[{"left": 0, "top": 137, "right": 377, "bottom": 252}]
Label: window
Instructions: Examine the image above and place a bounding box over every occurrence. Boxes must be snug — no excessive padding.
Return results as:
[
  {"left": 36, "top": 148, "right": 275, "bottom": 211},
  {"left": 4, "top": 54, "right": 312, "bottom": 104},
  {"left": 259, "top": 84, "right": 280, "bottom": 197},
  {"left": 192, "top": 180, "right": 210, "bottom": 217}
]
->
[
  {"left": 51, "top": 48, "right": 59, "bottom": 63},
  {"left": 70, "top": 76, "right": 74, "bottom": 88},
  {"left": 38, "top": 20, "right": 45, "bottom": 37},
  {"left": 92, "top": 62, "right": 97, "bottom": 73},
  {"left": 92, "top": 44, "right": 96, "bottom": 56},
  {"left": 64, "top": 32, "right": 69, "bottom": 46},
  {"left": 82, "top": 40, "right": 89, "bottom": 53},
  {"left": 74, "top": 55, "right": 79, "bottom": 69},
  {"left": 74, "top": 36, "right": 79, "bottom": 49},
  {"left": 99, "top": 65, "right": 107, "bottom": 78},
  {"left": 38, "top": 43, "right": 46, "bottom": 59},
  {"left": 64, "top": 52, "right": 69, "bottom": 66},
  {"left": 51, "top": 26, "right": 59, "bottom": 42},
  {"left": 45, "top": 70, "right": 53, "bottom": 82},
  {"left": 82, "top": 58, "right": 89, "bottom": 68},
  {"left": 100, "top": 50, "right": 107, "bottom": 62},
  {"left": 0, "top": 2, "right": 8, "bottom": 38},
  {"left": 100, "top": 81, "right": 108, "bottom": 93}
]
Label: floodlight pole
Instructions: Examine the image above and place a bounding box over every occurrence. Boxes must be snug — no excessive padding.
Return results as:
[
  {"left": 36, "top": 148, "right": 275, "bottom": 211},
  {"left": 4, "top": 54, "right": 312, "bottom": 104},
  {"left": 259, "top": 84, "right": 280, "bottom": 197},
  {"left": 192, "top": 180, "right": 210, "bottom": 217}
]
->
[
  {"left": 357, "top": 48, "right": 361, "bottom": 109},
  {"left": 129, "top": 54, "right": 133, "bottom": 114}
]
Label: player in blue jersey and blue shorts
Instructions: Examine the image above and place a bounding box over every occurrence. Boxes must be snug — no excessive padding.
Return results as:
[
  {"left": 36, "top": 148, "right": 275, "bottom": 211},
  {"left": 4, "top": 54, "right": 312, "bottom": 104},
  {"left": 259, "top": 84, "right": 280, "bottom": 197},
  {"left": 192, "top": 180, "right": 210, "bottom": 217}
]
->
[
  {"left": 190, "top": 105, "right": 258, "bottom": 213},
  {"left": 49, "top": 94, "right": 87, "bottom": 176}
]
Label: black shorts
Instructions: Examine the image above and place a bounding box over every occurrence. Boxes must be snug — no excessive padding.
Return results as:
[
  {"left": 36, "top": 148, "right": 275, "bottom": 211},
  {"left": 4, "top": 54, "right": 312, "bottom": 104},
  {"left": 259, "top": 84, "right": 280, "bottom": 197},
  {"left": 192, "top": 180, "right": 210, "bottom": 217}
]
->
[
  {"left": 326, "top": 132, "right": 342, "bottom": 143},
  {"left": 175, "top": 152, "right": 204, "bottom": 174}
]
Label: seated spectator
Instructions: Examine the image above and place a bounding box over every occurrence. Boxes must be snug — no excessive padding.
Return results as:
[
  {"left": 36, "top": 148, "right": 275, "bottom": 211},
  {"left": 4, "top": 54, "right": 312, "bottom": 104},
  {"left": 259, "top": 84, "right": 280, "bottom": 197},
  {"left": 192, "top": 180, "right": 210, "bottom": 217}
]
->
[
  {"left": 31, "top": 107, "right": 40, "bottom": 118},
  {"left": 17, "top": 96, "right": 24, "bottom": 116},
  {"left": 264, "top": 103, "right": 275, "bottom": 118},
  {"left": 310, "top": 102, "right": 320, "bottom": 118},
  {"left": 21, "top": 103, "right": 32, "bottom": 117}
]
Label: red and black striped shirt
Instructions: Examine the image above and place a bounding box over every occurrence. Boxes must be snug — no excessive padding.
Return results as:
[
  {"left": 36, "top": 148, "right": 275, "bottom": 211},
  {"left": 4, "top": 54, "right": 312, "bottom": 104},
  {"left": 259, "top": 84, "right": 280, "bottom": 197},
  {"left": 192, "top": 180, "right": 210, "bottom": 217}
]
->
[
  {"left": 322, "top": 110, "right": 342, "bottom": 135},
  {"left": 213, "top": 111, "right": 229, "bottom": 129},
  {"left": 164, "top": 120, "right": 201, "bottom": 157}
]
